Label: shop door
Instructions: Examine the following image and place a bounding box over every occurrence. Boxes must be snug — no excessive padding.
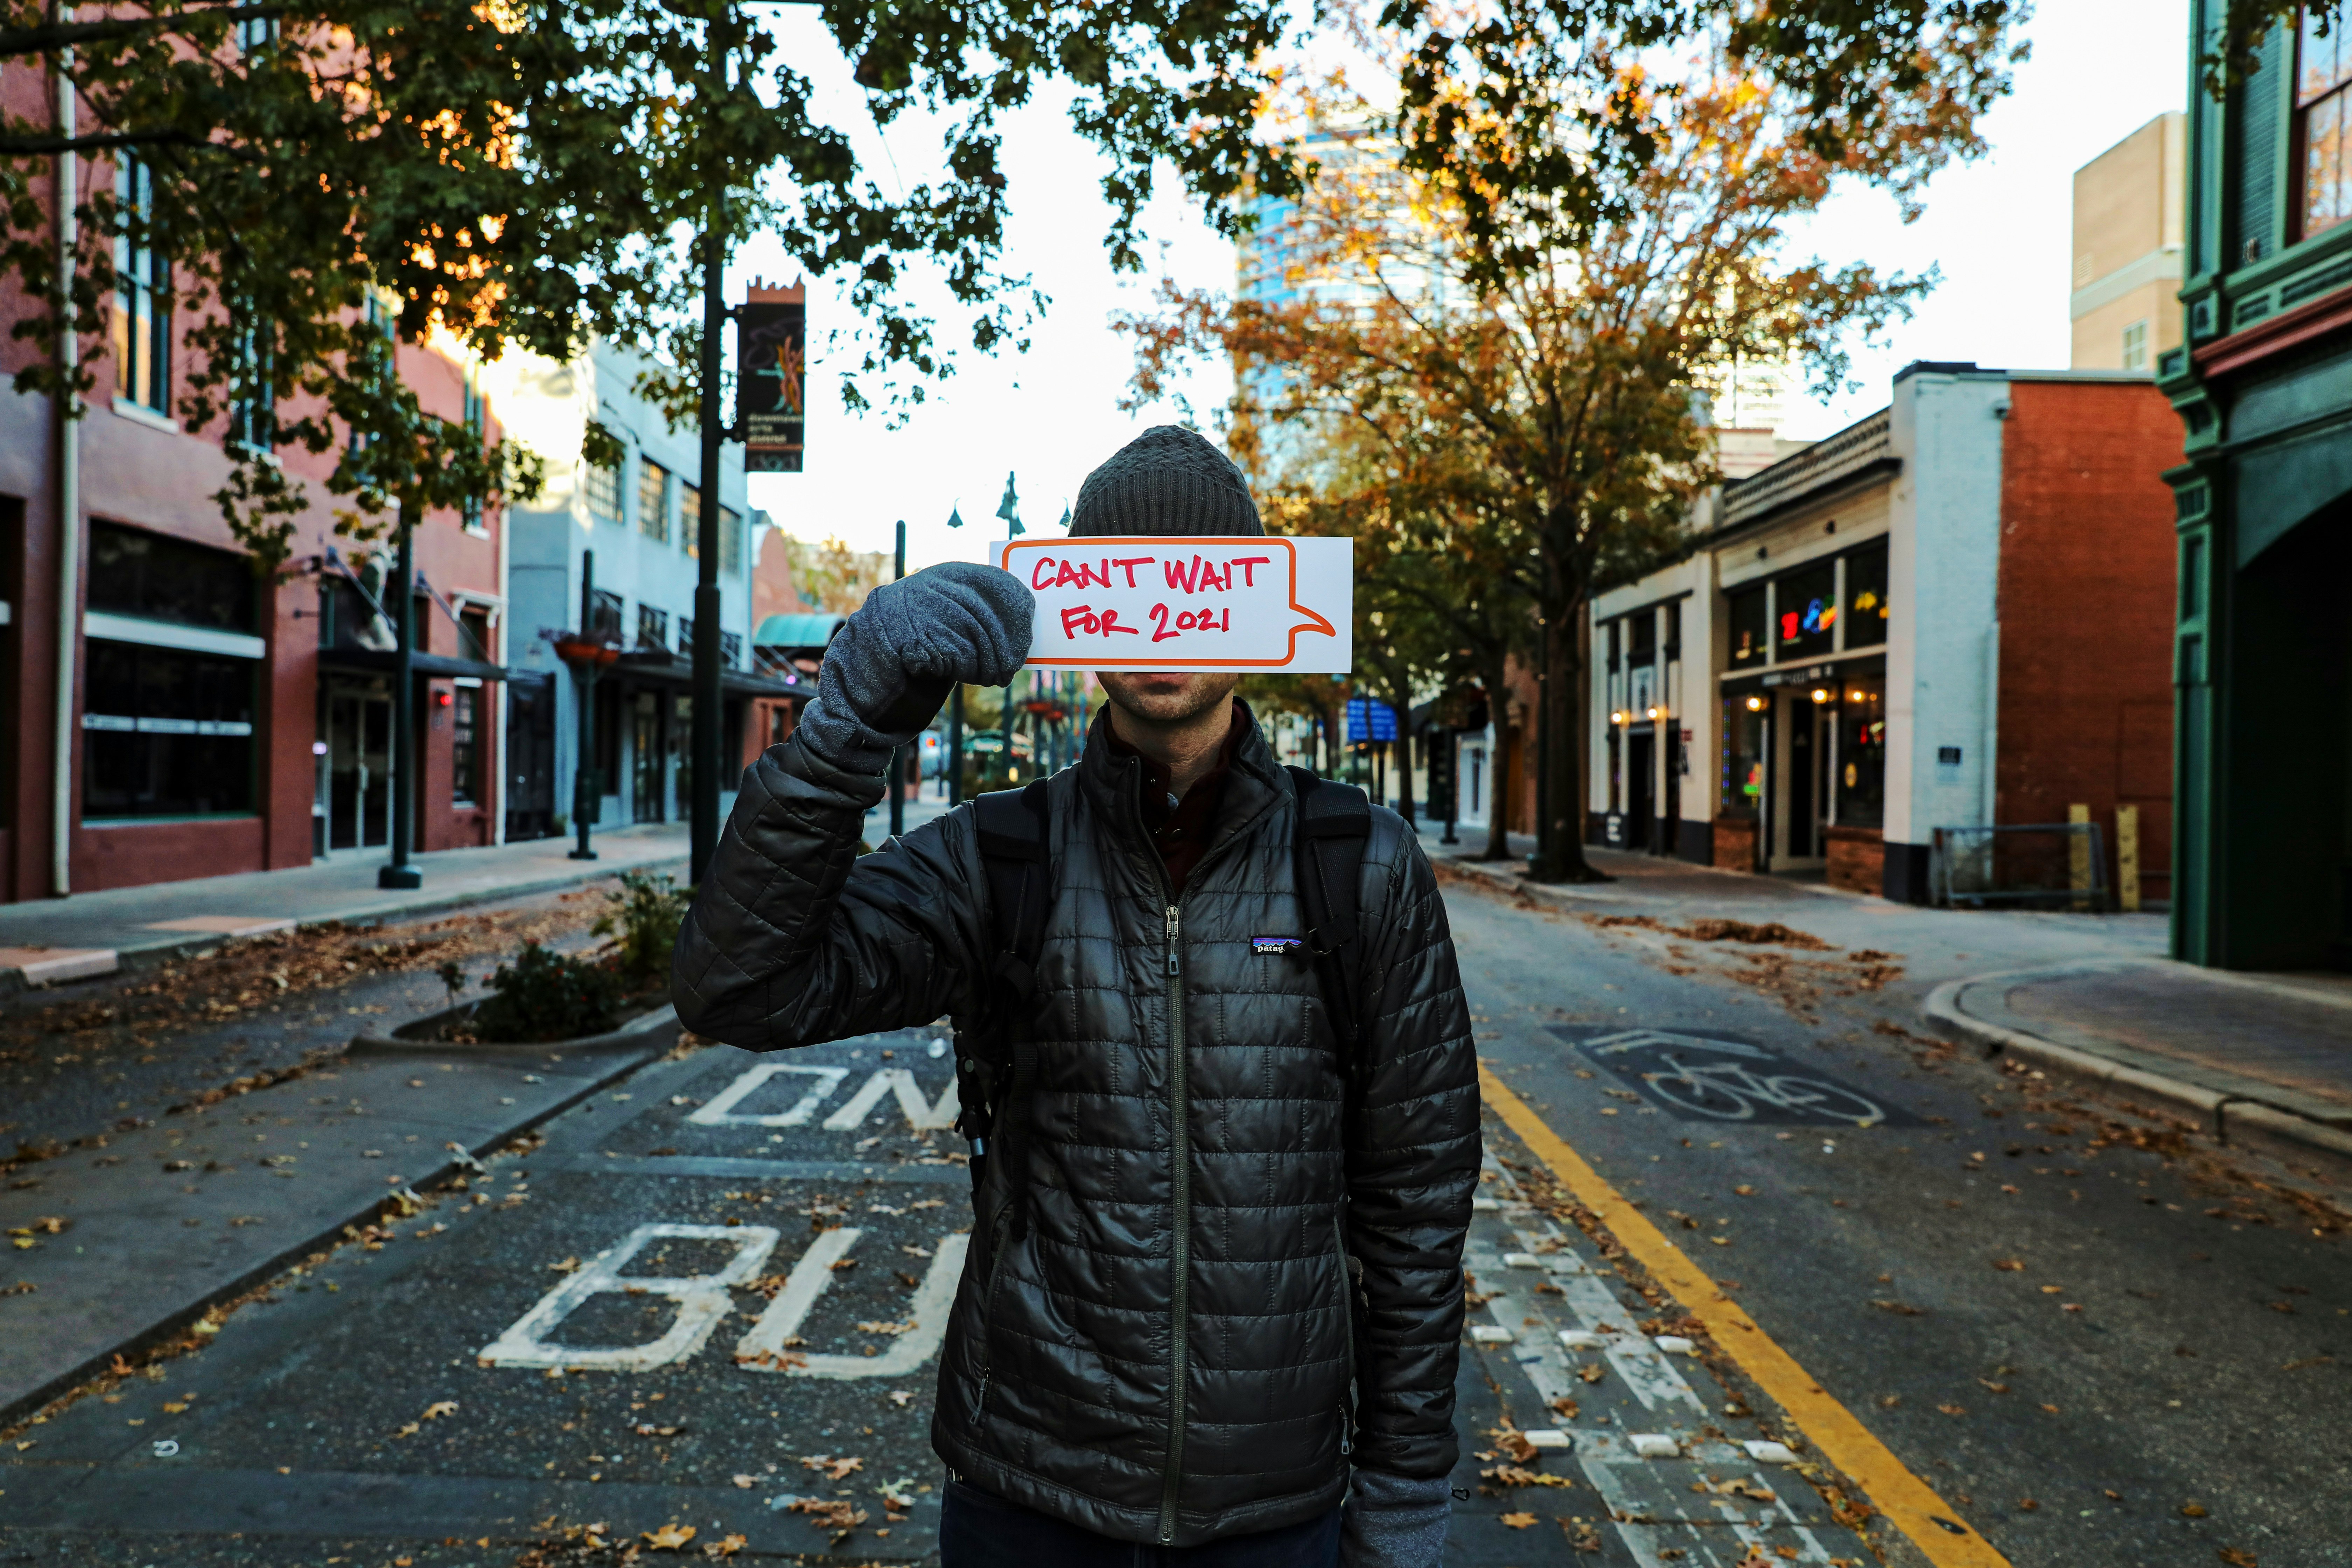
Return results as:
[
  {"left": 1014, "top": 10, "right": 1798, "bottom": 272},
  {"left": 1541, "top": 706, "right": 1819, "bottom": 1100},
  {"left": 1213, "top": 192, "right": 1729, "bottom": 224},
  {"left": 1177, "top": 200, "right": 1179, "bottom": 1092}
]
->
[
  {"left": 632, "top": 692, "right": 664, "bottom": 823},
  {"left": 326, "top": 685, "right": 392, "bottom": 850},
  {"left": 1785, "top": 698, "right": 1816, "bottom": 859},
  {"left": 1627, "top": 731, "right": 1655, "bottom": 850},
  {"left": 505, "top": 673, "right": 557, "bottom": 840}
]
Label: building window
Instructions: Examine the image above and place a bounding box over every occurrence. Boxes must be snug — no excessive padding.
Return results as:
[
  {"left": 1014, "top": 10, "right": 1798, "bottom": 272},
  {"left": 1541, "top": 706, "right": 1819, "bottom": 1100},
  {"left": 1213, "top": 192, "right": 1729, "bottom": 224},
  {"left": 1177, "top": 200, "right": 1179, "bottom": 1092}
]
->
[
  {"left": 461, "top": 372, "right": 487, "bottom": 533},
  {"left": 721, "top": 629, "right": 743, "bottom": 668},
  {"left": 113, "top": 158, "right": 170, "bottom": 414},
  {"left": 458, "top": 604, "right": 492, "bottom": 665},
  {"left": 1719, "top": 694, "right": 1763, "bottom": 820},
  {"left": 637, "top": 460, "right": 670, "bottom": 544},
  {"left": 228, "top": 308, "right": 272, "bottom": 453},
  {"left": 451, "top": 684, "right": 482, "bottom": 805},
  {"left": 1728, "top": 586, "right": 1768, "bottom": 668},
  {"left": 584, "top": 461, "right": 623, "bottom": 528},
  {"left": 678, "top": 616, "right": 695, "bottom": 654},
  {"left": 83, "top": 642, "right": 257, "bottom": 818},
  {"left": 588, "top": 587, "right": 624, "bottom": 643},
  {"left": 90, "top": 519, "right": 254, "bottom": 631},
  {"left": 719, "top": 505, "right": 743, "bottom": 576},
  {"left": 1844, "top": 543, "right": 1890, "bottom": 649},
  {"left": 2121, "top": 318, "right": 2150, "bottom": 372},
  {"left": 1775, "top": 560, "right": 1837, "bottom": 662},
  {"left": 1835, "top": 678, "right": 1887, "bottom": 829},
  {"left": 680, "top": 481, "right": 702, "bottom": 555},
  {"left": 82, "top": 524, "right": 259, "bottom": 821},
  {"left": 637, "top": 603, "right": 669, "bottom": 651},
  {"left": 2301, "top": 8, "right": 2352, "bottom": 240}
]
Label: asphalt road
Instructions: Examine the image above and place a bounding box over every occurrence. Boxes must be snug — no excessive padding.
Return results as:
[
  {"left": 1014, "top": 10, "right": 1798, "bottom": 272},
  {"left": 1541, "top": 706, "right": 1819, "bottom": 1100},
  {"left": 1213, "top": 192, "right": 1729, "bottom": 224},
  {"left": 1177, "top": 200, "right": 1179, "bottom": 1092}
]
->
[{"left": 2, "top": 863, "right": 2345, "bottom": 1567}]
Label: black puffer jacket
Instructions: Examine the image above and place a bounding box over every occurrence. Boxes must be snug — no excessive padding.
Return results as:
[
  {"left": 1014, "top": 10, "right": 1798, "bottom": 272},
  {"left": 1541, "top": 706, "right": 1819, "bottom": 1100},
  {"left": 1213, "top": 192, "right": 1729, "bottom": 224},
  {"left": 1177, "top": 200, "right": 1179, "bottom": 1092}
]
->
[{"left": 673, "top": 708, "right": 1478, "bottom": 1546}]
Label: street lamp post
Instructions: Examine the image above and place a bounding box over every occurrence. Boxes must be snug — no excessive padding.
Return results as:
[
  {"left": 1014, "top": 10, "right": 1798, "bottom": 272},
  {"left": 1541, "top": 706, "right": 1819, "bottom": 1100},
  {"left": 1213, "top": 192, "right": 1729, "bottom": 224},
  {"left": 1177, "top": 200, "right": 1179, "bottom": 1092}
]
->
[
  {"left": 691, "top": 185, "right": 728, "bottom": 889},
  {"left": 889, "top": 519, "right": 906, "bottom": 840},
  {"left": 378, "top": 505, "right": 422, "bottom": 890}
]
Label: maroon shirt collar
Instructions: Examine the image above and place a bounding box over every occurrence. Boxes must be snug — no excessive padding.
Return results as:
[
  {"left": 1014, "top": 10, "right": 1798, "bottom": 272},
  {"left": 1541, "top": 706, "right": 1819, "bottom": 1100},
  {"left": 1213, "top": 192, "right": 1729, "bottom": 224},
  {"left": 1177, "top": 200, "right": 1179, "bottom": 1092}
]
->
[{"left": 1102, "top": 701, "right": 1248, "bottom": 896}]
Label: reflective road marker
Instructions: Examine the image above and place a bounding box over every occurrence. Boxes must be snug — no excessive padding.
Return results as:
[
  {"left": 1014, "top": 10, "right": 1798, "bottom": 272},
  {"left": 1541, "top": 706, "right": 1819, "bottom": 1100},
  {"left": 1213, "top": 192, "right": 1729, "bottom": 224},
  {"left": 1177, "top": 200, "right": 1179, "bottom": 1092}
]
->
[{"left": 1478, "top": 1063, "right": 2012, "bottom": 1568}]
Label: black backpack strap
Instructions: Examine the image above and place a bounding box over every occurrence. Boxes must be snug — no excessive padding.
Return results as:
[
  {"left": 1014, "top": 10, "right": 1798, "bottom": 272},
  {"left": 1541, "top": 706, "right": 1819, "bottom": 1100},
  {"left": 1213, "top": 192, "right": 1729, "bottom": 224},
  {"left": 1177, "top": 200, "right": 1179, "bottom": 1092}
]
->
[
  {"left": 1287, "top": 766, "right": 1371, "bottom": 1054},
  {"left": 957, "top": 779, "right": 1052, "bottom": 1203},
  {"left": 973, "top": 778, "right": 1052, "bottom": 1008}
]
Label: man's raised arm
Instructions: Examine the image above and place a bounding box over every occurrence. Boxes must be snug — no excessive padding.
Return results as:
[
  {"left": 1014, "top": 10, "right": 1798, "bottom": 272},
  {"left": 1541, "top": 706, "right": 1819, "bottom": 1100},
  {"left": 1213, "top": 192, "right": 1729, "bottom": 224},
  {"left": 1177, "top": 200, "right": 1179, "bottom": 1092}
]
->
[{"left": 670, "top": 561, "right": 1032, "bottom": 1050}]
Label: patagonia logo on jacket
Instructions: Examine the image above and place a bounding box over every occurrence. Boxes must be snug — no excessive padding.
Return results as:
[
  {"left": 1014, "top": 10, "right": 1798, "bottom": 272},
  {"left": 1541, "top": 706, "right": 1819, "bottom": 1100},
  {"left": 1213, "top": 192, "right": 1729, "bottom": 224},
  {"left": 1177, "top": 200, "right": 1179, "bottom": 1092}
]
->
[{"left": 1251, "top": 936, "right": 1304, "bottom": 954}]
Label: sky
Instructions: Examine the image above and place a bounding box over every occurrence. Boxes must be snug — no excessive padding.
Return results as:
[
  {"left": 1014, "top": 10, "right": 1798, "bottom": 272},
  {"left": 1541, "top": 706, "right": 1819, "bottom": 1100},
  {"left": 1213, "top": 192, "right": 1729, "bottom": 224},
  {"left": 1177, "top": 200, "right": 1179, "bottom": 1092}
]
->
[{"left": 735, "top": 2, "right": 2196, "bottom": 567}]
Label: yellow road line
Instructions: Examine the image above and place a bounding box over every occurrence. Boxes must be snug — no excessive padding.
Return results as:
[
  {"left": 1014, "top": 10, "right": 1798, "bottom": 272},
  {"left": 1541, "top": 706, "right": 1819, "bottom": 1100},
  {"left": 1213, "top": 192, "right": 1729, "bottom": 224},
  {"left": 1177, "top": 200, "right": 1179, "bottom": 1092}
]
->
[{"left": 1478, "top": 1063, "right": 2012, "bottom": 1568}]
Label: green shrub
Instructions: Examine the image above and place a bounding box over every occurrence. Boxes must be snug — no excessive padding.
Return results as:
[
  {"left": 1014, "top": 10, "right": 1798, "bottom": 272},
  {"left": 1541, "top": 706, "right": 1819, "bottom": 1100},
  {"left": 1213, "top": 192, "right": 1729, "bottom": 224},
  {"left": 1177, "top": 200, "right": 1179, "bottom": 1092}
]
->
[
  {"left": 469, "top": 941, "right": 625, "bottom": 1042},
  {"left": 594, "top": 869, "right": 692, "bottom": 988}
]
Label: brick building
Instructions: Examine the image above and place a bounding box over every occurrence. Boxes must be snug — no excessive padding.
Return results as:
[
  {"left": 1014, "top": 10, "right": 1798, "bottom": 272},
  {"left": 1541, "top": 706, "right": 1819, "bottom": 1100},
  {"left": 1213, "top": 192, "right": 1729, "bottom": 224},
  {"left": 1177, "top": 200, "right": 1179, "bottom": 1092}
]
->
[
  {"left": 0, "top": 77, "right": 512, "bottom": 899},
  {"left": 1585, "top": 363, "right": 2182, "bottom": 905}
]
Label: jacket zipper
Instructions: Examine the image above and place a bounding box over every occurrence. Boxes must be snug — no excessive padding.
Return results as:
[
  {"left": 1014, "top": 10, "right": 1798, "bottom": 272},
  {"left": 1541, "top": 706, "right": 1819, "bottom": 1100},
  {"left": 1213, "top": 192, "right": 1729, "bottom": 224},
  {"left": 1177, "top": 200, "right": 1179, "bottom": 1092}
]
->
[
  {"left": 976, "top": 1205, "right": 1014, "bottom": 1415},
  {"left": 1156, "top": 896, "right": 1189, "bottom": 1544},
  {"left": 1124, "top": 755, "right": 1276, "bottom": 1547}
]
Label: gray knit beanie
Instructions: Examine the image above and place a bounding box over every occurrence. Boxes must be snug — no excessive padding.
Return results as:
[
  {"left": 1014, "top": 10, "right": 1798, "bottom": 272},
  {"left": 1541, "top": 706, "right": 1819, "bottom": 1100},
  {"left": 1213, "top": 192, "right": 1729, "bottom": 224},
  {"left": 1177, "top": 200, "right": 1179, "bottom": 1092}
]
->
[{"left": 1066, "top": 425, "right": 1265, "bottom": 537}]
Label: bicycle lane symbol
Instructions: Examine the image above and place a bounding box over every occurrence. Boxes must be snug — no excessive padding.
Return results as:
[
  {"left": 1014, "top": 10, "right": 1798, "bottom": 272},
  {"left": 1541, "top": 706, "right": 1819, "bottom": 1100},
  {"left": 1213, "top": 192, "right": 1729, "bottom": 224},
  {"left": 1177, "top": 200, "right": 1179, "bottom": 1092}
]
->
[{"left": 1544, "top": 1025, "right": 1919, "bottom": 1128}]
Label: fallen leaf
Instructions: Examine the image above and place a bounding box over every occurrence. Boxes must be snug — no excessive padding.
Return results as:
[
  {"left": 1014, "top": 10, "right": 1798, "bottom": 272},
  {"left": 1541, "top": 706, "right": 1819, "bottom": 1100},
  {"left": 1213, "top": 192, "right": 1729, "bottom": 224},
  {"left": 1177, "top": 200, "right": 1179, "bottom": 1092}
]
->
[
  {"left": 1578, "top": 1364, "right": 1606, "bottom": 1385},
  {"left": 801, "top": 1454, "right": 864, "bottom": 1481},
  {"left": 1499, "top": 1511, "right": 1536, "bottom": 1529},
  {"left": 2017, "top": 1499, "right": 2039, "bottom": 1512},
  {"left": 703, "top": 1535, "right": 748, "bottom": 1559},
  {"left": 421, "top": 1401, "right": 457, "bottom": 1421},
  {"left": 888, "top": 1390, "right": 917, "bottom": 1408},
  {"left": 391, "top": 1422, "right": 420, "bottom": 1439},
  {"left": 1993, "top": 1259, "right": 2024, "bottom": 1271},
  {"left": 731, "top": 1474, "right": 757, "bottom": 1489},
  {"left": 643, "top": 1521, "right": 698, "bottom": 1549},
  {"left": 855, "top": 1320, "right": 913, "bottom": 1337},
  {"left": 2182, "top": 1502, "right": 2209, "bottom": 1518},
  {"left": 1732, "top": 1185, "right": 1755, "bottom": 1197},
  {"left": 1869, "top": 1298, "right": 1925, "bottom": 1316},
  {"left": 2218, "top": 1549, "right": 2258, "bottom": 1567},
  {"left": 1937, "top": 1403, "right": 1966, "bottom": 1416}
]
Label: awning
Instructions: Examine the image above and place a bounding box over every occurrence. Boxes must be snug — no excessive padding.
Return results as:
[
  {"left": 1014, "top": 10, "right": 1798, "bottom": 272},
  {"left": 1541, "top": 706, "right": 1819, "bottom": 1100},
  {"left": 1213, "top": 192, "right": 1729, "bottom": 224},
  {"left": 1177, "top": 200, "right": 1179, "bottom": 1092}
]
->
[
  {"left": 753, "top": 612, "right": 846, "bottom": 653},
  {"left": 611, "top": 650, "right": 807, "bottom": 700},
  {"left": 321, "top": 648, "right": 508, "bottom": 681}
]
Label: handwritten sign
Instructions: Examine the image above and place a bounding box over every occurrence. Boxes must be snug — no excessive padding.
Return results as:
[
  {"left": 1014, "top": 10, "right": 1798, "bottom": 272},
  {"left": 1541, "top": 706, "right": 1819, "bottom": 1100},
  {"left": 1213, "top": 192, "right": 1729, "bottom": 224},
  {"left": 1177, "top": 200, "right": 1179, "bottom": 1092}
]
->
[{"left": 990, "top": 536, "right": 1353, "bottom": 673}]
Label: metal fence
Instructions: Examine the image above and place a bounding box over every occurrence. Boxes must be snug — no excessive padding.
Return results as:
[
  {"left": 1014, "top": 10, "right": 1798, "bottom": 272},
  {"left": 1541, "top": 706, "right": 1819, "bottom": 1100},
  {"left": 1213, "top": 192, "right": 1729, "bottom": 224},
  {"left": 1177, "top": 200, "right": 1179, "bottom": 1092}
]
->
[{"left": 1931, "top": 823, "right": 2110, "bottom": 911}]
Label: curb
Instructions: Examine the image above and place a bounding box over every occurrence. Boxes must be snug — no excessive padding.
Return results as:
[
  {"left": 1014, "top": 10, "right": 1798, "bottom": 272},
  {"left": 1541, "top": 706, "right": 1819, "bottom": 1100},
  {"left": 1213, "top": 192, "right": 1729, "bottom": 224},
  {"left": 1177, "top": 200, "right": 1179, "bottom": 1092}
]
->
[
  {"left": 0, "top": 848, "right": 689, "bottom": 997},
  {"left": 1922, "top": 973, "right": 2352, "bottom": 1179},
  {"left": 0, "top": 1006, "right": 678, "bottom": 1430}
]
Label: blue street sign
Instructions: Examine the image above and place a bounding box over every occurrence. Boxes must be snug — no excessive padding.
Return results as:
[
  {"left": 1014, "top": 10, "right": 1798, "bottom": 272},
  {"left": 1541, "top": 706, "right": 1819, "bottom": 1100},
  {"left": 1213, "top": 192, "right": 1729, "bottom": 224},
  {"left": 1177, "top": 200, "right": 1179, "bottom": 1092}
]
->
[{"left": 1345, "top": 699, "right": 1398, "bottom": 743}]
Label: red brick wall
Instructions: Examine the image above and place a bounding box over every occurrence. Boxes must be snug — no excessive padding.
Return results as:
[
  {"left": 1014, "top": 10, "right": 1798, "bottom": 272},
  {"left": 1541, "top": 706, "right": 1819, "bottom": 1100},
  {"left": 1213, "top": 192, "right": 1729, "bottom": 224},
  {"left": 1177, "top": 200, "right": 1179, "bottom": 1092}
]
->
[
  {"left": 1825, "top": 825, "right": 1883, "bottom": 894},
  {"left": 1995, "top": 380, "right": 2182, "bottom": 901}
]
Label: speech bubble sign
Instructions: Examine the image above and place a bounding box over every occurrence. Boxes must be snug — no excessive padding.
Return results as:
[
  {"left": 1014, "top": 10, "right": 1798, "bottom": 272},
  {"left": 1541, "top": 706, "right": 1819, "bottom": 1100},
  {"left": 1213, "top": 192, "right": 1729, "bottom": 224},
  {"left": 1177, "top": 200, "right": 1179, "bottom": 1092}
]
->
[{"left": 989, "top": 535, "right": 1353, "bottom": 673}]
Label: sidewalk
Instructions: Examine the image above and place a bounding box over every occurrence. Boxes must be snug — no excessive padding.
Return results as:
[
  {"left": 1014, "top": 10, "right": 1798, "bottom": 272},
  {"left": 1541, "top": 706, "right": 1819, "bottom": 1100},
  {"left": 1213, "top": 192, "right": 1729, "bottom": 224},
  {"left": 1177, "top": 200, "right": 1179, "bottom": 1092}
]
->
[
  {"left": 1927, "top": 960, "right": 2352, "bottom": 1171},
  {"left": 0, "top": 825, "right": 693, "bottom": 992}
]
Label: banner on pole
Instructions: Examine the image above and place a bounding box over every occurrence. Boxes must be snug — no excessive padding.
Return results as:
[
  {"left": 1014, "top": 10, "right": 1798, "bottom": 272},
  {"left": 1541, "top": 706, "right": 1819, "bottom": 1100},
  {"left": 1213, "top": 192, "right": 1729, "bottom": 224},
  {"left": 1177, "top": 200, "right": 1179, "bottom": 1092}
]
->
[
  {"left": 990, "top": 535, "right": 1353, "bottom": 673},
  {"left": 740, "top": 279, "right": 805, "bottom": 473}
]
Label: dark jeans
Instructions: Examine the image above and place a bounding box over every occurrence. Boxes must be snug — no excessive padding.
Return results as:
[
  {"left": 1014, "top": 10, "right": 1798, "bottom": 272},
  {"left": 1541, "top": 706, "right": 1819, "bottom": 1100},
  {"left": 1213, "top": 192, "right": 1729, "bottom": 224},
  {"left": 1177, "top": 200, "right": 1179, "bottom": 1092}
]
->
[{"left": 939, "top": 1477, "right": 1343, "bottom": 1568}]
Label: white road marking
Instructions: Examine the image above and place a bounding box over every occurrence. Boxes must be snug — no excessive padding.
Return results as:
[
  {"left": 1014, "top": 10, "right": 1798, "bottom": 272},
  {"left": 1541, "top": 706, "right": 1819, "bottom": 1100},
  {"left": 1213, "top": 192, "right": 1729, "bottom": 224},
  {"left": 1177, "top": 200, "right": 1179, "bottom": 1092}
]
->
[
  {"left": 477, "top": 1224, "right": 779, "bottom": 1371},
  {"left": 736, "top": 1228, "right": 971, "bottom": 1379},
  {"left": 688, "top": 1063, "right": 851, "bottom": 1127},
  {"left": 820, "top": 1069, "right": 960, "bottom": 1132}
]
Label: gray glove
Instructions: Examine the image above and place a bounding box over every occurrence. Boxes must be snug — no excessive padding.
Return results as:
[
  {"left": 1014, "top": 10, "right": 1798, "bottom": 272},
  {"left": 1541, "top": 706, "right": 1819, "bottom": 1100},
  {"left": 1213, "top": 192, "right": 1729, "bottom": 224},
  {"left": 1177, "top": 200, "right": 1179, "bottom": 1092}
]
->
[
  {"left": 793, "top": 561, "right": 1032, "bottom": 776},
  {"left": 1341, "top": 1469, "right": 1452, "bottom": 1568}
]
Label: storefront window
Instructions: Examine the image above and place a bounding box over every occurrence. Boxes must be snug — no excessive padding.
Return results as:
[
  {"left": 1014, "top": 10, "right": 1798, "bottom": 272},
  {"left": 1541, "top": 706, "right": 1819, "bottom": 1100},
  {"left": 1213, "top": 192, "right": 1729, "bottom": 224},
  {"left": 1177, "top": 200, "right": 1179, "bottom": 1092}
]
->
[
  {"left": 90, "top": 522, "right": 253, "bottom": 631},
  {"left": 1728, "top": 586, "right": 1767, "bottom": 669},
  {"left": 83, "top": 641, "right": 256, "bottom": 818},
  {"left": 1835, "top": 678, "right": 1886, "bottom": 828},
  {"left": 1776, "top": 561, "right": 1837, "bottom": 661},
  {"left": 1845, "top": 543, "right": 1890, "bottom": 648},
  {"left": 1719, "top": 693, "right": 1764, "bottom": 819}
]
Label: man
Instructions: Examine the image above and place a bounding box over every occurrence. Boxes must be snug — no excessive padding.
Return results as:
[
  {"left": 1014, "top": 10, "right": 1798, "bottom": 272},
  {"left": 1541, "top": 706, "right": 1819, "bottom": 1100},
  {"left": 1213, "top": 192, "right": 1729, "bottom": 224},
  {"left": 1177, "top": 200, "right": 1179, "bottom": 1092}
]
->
[{"left": 674, "top": 426, "right": 1477, "bottom": 1566}]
